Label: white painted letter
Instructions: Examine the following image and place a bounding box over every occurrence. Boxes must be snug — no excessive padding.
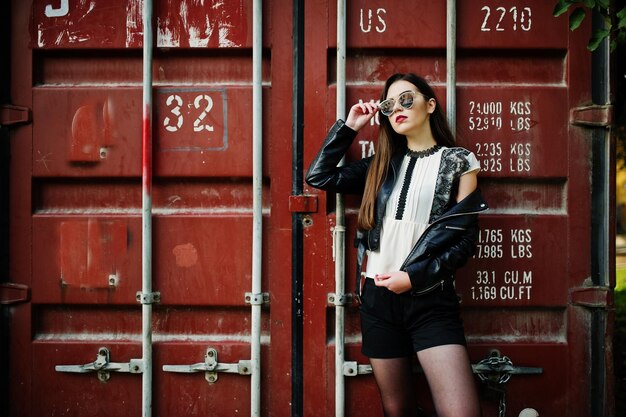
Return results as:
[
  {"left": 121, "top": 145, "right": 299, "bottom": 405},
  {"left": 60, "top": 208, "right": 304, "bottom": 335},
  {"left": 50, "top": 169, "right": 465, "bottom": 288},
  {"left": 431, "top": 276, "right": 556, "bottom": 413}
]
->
[
  {"left": 360, "top": 9, "right": 372, "bottom": 33},
  {"left": 45, "top": 0, "right": 69, "bottom": 18},
  {"left": 376, "top": 9, "right": 387, "bottom": 33}
]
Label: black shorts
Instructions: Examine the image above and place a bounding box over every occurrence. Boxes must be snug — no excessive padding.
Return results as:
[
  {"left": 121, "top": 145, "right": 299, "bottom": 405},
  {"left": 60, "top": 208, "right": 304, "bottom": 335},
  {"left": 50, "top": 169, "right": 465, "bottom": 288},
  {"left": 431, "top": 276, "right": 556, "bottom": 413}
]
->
[{"left": 359, "top": 278, "right": 466, "bottom": 358}]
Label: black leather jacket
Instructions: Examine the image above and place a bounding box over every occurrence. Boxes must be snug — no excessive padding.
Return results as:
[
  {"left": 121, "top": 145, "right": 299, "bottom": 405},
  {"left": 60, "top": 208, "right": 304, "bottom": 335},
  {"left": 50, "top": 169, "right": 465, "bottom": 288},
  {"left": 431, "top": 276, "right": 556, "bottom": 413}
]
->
[
  {"left": 400, "top": 189, "right": 488, "bottom": 295},
  {"left": 306, "top": 120, "right": 488, "bottom": 297}
]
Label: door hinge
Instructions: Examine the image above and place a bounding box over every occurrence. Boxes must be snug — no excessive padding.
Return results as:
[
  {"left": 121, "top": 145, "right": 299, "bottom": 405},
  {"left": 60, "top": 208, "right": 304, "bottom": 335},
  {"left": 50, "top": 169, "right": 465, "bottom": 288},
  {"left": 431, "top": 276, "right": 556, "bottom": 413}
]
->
[
  {"left": 0, "top": 283, "right": 31, "bottom": 305},
  {"left": 289, "top": 195, "right": 318, "bottom": 213},
  {"left": 0, "top": 104, "right": 31, "bottom": 127},
  {"left": 570, "top": 105, "right": 613, "bottom": 128},
  {"left": 570, "top": 286, "right": 611, "bottom": 308}
]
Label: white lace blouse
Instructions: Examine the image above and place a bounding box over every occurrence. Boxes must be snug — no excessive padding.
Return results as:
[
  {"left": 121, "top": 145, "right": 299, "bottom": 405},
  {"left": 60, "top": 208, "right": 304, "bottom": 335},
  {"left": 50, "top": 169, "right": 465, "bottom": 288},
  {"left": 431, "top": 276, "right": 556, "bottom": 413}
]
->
[{"left": 365, "top": 146, "right": 480, "bottom": 278}]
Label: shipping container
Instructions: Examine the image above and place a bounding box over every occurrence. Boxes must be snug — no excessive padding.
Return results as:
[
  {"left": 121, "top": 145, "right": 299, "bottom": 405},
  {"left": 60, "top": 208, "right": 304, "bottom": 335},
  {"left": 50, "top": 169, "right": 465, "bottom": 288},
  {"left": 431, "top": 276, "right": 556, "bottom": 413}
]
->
[{"left": 1, "top": 1, "right": 615, "bottom": 416}]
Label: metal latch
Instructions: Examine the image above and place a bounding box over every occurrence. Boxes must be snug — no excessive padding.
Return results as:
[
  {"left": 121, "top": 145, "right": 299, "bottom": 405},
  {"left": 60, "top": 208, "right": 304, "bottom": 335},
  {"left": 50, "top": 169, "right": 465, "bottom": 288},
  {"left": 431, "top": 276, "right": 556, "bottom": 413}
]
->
[
  {"left": 473, "top": 351, "right": 543, "bottom": 417},
  {"left": 55, "top": 347, "right": 143, "bottom": 382},
  {"left": 0, "top": 282, "right": 30, "bottom": 305},
  {"left": 570, "top": 104, "right": 613, "bottom": 127},
  {"left": 327, "top": 292, "right": 355, "bottom": 307},
  {"left": 163, "top": 347, "right": 252, "bottom": 383},
  {"left": 136, "top": 291, "right": 161, "bottom": 305},
  {"left": 343, "top": 361, "right": 372, "bottom": 377},
  {"left": 0, "top": 104, "right": 31, "bottom": 127},
  {"left": 245, "top": 292, "right": 270, "bottom": 306}
]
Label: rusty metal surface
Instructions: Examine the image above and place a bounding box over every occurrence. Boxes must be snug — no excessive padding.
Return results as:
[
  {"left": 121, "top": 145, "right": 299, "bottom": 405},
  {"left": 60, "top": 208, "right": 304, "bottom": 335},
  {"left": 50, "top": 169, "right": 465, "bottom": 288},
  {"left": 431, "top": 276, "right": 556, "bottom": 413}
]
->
[
  {"left": 303, "top": 1, "right": 602, "bottom": 417},
  {"left": 9, "top": 0, "right": 292, "bottom": 416},
  {"left": 32, "top": 0, "right": 251, "bottom": 49},
  {"left": 4, "top": 0, "right": 611, "bottom": 416}
]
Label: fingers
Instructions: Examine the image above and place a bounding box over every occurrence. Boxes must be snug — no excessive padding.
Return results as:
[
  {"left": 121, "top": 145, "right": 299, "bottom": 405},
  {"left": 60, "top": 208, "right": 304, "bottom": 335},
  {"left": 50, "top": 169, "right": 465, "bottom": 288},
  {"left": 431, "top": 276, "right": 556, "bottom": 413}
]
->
[
  {"left": 373, "top": 272, "right": 412, "bottom": 294},
  {"left": 374, "top": 273, "right": 391, "bottom": 287},
  {"left": 353, "top": 100, "right": 379, "bottom": 115},
  {"left": 345, "top": 100, "right": 379, "bottom": 131}
]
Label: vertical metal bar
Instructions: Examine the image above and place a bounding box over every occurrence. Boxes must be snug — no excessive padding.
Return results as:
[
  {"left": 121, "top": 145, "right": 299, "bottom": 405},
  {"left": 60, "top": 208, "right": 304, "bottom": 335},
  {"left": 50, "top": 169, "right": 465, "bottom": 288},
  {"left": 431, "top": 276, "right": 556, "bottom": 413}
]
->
[
  {"left": 141, "top": 0, "right": 154, "bottom": 416},
  {"left": 0, "top": 2, "right": 11, "bottom": 416},
  {"left": 251, "top": 0, "right": 262, "bottom": 415},
  {"left": 336, "top": 0, "right": 346, "bottom": 120},
  {"left": 446, "top": 0, "right": 457, "bottom": 132},
  {"left": 335, "top": 1, "right": 347, "bottom": 416},
  {"left": 590, "top": 10, "right": 611, "bottom": 286},
  {"left": 589, "top": 9, "right": 611, "bottom": 417},
  {"left": 291, "top": 0, "right": 305, "bottom": 415}
]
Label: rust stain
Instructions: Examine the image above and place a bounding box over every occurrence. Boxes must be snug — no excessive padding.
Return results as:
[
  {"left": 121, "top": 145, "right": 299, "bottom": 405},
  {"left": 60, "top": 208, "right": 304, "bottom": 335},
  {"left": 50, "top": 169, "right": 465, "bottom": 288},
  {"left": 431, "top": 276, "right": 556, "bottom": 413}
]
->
[{"left": 172, "top": 243, "right": 198, "bottom": 268}]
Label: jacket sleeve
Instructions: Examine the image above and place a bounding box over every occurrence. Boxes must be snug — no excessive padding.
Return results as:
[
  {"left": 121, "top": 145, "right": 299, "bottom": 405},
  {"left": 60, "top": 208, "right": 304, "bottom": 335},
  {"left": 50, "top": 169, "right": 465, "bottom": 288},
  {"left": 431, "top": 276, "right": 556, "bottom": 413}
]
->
[
  {"left": 404, "top": 221, "right": 479, "bottom": 295},
  {"left": 305, "top": 120, "right": 371, "bottom": 194}
]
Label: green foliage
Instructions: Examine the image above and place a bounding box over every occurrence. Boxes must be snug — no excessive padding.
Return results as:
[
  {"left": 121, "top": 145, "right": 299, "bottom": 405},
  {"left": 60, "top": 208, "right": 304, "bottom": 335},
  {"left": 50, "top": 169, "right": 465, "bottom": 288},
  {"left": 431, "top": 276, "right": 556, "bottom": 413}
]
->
[
  {"left": 553, "top": 0, "right": 626, "bottom": 51},
  {"left": 569, "top": 7, "right": 587, "bottom": 30},
  {"left": 618, "top": 265, "right": 626, "bottom": 291}
]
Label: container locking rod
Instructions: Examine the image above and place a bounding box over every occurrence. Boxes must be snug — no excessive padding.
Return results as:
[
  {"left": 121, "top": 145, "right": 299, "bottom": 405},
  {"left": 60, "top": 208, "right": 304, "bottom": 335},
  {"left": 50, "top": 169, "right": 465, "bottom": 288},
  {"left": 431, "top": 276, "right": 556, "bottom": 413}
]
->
[
  {"left": 163, "top": 347, "right": 252, "bottom": 383},
  {"left": 55, "top": 347, "right": 143, "bottom": 383}
]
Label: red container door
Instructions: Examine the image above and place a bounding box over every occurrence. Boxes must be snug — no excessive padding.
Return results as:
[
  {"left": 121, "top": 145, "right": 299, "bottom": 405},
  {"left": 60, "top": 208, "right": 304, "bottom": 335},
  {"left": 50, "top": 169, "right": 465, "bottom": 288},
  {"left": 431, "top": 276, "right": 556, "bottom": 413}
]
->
[
  {"left": 4, "top": 1, "right": 614, "bottom": 416},
  {"left": 303, "top": 1, "right": 611, "bottom": 416},
  {"left": 6, "top": 1, "right": 293, "bottom": 416}
]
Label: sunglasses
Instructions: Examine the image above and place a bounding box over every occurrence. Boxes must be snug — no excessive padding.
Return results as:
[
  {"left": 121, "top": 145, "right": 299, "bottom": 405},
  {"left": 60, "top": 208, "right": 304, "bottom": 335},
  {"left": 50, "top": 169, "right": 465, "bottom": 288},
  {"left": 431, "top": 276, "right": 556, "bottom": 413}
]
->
[{"left": 378, "top": 90, "right": 429, "bottom": 117}]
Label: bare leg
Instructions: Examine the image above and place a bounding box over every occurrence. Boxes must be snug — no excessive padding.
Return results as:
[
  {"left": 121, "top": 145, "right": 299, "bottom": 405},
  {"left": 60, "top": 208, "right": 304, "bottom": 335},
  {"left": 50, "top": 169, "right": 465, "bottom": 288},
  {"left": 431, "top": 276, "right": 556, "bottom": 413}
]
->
[
  {"left": 417, "top": 344, "right": 481, "bottom": 417},
  {"left": 370, "top": 356, "right": 421, "bottom": 417}
]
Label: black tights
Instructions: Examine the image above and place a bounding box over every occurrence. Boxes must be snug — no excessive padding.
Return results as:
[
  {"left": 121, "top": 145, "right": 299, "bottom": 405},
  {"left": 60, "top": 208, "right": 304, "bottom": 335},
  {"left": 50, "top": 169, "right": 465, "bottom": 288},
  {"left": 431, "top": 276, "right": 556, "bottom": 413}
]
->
[{"left": 370, "top": 357, "right": 430, "bottom": 417}]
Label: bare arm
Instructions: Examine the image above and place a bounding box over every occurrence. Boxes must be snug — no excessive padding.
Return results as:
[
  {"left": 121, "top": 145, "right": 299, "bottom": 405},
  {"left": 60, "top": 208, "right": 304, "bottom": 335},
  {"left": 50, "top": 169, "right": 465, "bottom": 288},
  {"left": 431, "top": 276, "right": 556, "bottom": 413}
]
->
[{"left": 456, "top": 171, "right": 478, "bottom": 202}]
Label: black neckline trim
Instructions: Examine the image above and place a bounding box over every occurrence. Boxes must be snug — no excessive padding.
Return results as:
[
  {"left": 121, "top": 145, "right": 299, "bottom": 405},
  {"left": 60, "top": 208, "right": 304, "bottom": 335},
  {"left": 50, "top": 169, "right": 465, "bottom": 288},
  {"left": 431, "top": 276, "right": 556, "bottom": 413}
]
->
[{"left": 406, "top": 145, "right": 441, "bottom": 159}]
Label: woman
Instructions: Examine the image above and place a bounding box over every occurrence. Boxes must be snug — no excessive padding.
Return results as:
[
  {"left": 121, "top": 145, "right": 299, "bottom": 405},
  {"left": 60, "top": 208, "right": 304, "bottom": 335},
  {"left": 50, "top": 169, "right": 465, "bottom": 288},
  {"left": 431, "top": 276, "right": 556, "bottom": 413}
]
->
[{"left": 306, "top": 73, "right": 487, "bottom": 417}]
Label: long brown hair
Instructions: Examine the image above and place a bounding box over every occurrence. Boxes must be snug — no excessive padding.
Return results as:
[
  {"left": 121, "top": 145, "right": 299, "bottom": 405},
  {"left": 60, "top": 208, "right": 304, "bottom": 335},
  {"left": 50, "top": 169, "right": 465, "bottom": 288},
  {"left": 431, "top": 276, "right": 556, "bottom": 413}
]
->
[{"left": 357, "top": 73, "right": 456, "bottom": 230}]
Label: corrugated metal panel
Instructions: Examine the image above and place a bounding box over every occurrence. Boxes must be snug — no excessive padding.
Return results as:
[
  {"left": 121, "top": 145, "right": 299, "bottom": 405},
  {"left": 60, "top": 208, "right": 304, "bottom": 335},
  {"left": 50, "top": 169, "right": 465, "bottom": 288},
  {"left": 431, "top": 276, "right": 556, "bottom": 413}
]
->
[
  {"left": 7, "top": 0, "right": 293, "bottom": 416},
  {"left": 303, "top": 1, "right": 609, "bottom": 417},
  {"left": 3, "top": 1, "right": 613, "bottom": 416}
]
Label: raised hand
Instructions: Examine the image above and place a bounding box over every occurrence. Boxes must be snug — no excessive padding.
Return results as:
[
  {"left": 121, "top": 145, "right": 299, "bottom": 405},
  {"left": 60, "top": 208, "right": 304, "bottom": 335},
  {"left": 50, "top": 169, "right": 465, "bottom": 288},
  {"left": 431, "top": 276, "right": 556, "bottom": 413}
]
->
[{"left": 345, "top": 101, "right": 379, "bottom": 132}]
